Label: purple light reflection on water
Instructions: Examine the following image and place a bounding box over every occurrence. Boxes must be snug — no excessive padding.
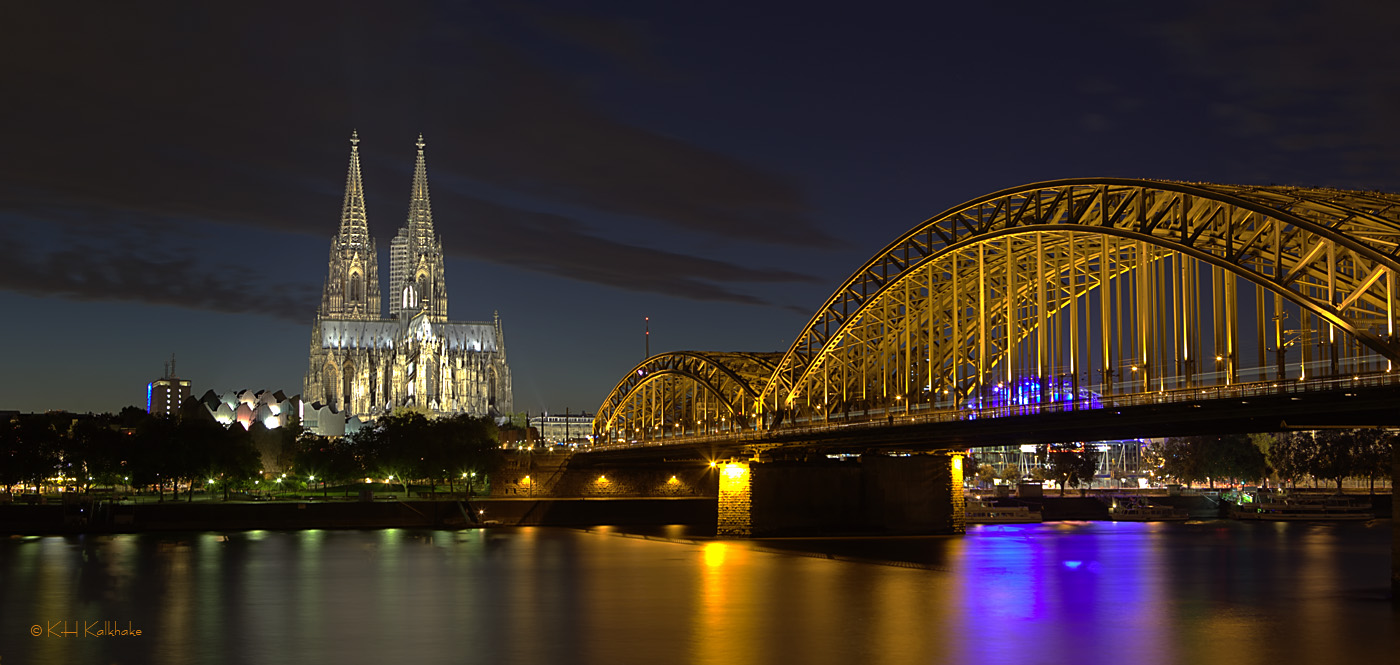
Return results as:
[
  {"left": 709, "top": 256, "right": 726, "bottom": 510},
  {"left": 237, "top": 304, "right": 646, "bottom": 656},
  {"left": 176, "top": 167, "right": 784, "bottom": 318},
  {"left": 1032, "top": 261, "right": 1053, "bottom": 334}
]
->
[
  {"left": 953, "top": 522, "right": 1175, "bottom": 665},
  {"left": 2, "top": 522, "right": 1395, "bottom": 665}
]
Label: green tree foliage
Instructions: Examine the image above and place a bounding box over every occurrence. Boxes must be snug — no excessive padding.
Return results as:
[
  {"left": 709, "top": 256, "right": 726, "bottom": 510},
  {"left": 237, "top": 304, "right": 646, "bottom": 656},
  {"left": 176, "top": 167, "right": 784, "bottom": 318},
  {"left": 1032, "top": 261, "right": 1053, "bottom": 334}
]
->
[
  {"left": 1148, "top": 434, "right": 1269, "bottom": 487},
  {"left": 1267, "top": 432, "right": 1309, "bottom": 488},
  {"left": 1350, "top": 428, "right": 1393, "bottom": 493},
  {"left": 293, "top": 434, "right": 362, "bottom": 489},
  {"left": 1309, "top": 429, "right": 1357, "bottom": 492},
  {"left": 205, "top": 423, "right": 263, "bottom": 500},
  {"left": 346, "top": 412, "right": 501, "bottom": 495},
  {"left": 1043, "top": 445, "right": 1099, "bottom": 496},
  {"left": 0, "top": 416, "right": 58, "bottom": 493},
  {"left": 248, "top": 420, "right": 298, "bottom": 476},
  {"left": 1200, "top": 433, "right": 1271, "bottom": 486},
  {"left": 1146, "top": 437, "right": 1201, "bottom": 486},
  {"left": 976, "top": 464, "right": 998, "bottom": 488},
  {"left": 68, "top": 414, "right": 125, "bottom": 491}
]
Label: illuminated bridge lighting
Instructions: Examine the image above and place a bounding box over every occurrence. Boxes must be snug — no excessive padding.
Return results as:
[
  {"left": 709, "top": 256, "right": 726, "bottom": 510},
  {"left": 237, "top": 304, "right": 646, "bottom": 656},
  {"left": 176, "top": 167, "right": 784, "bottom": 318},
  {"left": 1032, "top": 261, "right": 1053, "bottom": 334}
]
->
[{"left": 591, "top": 179, "right": 1400, "bottom": 448}]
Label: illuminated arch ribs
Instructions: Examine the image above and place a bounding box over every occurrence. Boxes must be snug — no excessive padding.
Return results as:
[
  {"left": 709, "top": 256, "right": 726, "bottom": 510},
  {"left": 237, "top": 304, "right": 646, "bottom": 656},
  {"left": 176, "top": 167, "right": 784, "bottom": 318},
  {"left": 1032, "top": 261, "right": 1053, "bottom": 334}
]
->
[
  {"left": 594, "top": 351, "right": 783, "bottom": 443},
  {"left": 760, "top": 178, "right": 1400, "bottom": 421}
]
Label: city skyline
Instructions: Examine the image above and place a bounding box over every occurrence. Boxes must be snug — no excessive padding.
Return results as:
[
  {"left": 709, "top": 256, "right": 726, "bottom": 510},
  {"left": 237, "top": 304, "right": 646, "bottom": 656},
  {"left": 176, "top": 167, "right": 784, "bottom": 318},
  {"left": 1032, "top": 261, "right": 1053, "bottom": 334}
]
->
[{"left": 4, "top": 1, "right": 1399, "bottom": 416}]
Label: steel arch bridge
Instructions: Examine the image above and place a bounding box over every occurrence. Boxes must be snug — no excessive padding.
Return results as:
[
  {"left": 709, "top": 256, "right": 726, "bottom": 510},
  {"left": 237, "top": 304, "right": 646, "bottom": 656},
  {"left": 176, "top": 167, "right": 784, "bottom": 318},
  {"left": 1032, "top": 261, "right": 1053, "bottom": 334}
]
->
[
  {"left": 595, "top": 351, "right": 783, "bottom": 442},
  {"left": 594, "top": 178, "right": 1400, "bottom": 444}
]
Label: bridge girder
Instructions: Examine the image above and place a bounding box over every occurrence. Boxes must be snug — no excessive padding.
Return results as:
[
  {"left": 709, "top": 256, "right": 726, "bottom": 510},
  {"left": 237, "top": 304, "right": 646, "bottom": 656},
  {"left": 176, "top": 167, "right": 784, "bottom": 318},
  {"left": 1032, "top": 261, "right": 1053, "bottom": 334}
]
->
[
  {"left": 593, "top": 351, "right": 782, "bottom": 443},
  {"left": 758, "top": 178, "right": 1400, "bottom": 419}
]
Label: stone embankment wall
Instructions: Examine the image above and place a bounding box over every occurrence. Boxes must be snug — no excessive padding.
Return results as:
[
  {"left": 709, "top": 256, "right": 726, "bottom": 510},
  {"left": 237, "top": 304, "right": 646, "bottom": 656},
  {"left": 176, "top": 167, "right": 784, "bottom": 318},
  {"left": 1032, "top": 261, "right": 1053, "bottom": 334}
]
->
[{"left": 492, "top": 450, "right": 716, "bottom": 499}]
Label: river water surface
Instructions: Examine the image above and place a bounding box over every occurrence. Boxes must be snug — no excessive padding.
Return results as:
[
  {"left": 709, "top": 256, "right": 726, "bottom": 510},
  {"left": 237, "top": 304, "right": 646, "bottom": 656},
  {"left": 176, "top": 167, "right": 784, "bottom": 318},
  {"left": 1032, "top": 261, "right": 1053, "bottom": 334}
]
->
[{"left": 2, "top": 521, "right": 1396, "bottom": 664}]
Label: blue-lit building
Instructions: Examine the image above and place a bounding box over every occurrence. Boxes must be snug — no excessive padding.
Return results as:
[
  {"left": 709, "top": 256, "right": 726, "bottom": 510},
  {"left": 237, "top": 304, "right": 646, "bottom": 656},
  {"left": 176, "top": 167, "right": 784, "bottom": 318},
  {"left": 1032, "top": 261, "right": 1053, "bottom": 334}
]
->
[{"left": 147, "top": 376, "right": 191, "bottom": 418}]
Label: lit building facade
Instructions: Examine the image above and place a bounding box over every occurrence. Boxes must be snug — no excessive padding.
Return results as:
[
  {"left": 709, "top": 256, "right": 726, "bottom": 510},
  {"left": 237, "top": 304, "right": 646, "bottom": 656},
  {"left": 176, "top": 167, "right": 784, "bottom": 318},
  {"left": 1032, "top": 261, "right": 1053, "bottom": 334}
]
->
[
  {"left": 147, "top": 376, "right": 191, "bottom": 418},
  {"left": 304, "top": 133, "right": 513, "bottom": 420}
]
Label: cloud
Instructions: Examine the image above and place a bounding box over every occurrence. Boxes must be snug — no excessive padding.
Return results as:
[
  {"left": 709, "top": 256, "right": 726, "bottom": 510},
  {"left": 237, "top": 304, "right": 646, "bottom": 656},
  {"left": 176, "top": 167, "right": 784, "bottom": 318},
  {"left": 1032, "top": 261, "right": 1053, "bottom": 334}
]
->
[
  {"left": 1156, "top": 1, "right": 1400, "bottom": 186},
  {"left": 0, "top": 1, "right": 838, "bottom": 312},
  {"left": 500, "top": 2, "right": 662, "bottom": 76},
  {"left": 0, "top": 218, "right": 318, "bottom": 321},
  {"left": 435, "top": 195, "right": 822, "bottom": 306},
  {"left": 415, "top": 35, "right": 837, "bottom": 248}
]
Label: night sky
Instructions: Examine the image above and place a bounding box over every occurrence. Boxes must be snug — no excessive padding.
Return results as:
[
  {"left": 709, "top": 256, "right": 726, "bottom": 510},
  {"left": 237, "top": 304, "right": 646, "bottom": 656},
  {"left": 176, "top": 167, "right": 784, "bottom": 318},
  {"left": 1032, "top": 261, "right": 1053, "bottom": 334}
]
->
[{"left": 3, "top": 1, "right": 1398, "bottom": 416}]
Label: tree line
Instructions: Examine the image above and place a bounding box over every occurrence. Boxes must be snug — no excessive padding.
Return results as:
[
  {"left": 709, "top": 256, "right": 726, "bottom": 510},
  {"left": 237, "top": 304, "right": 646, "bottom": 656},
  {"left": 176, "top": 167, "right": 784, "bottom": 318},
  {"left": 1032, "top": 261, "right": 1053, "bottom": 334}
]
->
[
  {"left": 1, "top": 399, "right": 504, "bottom": 500},
  {"left": 1147, "top": 429, "right": 1394, "bottom": 491},
  {"left": 970, "top": 445, "right": 1101, "bottom": 496},
  {"left": 967, "top": 429, "right": 1395, "bottom": 494}
]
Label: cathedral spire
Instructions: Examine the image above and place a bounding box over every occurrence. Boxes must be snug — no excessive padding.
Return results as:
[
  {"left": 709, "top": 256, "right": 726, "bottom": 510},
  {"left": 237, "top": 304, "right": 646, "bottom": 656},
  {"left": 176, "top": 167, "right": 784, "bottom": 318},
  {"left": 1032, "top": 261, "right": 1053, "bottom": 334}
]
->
[
  {"left": 319, "top": 130, "right": 381, "bottom": 320},
  {"left": 389, "top": 134, "right": 447, "bottom": 321},
  {"left": 339, "top": 130, "right": 371, "bottom": 248},
  {"left": 406, "top": 133, "right": 434, "bottom": 240}
]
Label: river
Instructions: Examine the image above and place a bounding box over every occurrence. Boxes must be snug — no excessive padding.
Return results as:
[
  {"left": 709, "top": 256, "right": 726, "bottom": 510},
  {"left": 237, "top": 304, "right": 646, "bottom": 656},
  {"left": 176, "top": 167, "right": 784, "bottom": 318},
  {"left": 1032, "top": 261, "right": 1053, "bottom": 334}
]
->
[{"left": 2, "top": 520, "right": 1396, "bottom": 664}]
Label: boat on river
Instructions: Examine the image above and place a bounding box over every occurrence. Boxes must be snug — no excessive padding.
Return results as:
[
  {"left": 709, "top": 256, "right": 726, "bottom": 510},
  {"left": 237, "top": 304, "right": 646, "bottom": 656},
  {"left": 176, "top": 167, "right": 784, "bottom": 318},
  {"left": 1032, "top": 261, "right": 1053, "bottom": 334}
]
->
[
  {"left": 1109, "top": 496, "right": 1189, "bottom": 522},
  {"left": 964, "top": 497, "right": 1042, "bottom": 524},
  {"left": 1229, "top": 490, "right": 1374, "bottom": 521}
]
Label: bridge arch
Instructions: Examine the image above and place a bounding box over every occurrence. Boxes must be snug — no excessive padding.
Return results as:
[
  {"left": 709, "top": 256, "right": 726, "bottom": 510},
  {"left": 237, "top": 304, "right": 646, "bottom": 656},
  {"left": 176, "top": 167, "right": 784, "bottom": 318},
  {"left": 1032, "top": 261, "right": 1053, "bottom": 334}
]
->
[
  {"left": 758, "top": 178, "right": 1400, "bottom": 420},
  {"left": 593, "top": 351, "right": 782, "bottom": 443}
]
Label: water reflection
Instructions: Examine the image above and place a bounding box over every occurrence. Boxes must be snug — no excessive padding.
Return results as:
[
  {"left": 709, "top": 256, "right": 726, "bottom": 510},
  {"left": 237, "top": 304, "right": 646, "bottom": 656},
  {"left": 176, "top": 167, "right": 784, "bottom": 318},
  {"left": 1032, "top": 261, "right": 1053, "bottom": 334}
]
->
[{"left": 2, "top": 522, "right": 1396, "bottom": 665}]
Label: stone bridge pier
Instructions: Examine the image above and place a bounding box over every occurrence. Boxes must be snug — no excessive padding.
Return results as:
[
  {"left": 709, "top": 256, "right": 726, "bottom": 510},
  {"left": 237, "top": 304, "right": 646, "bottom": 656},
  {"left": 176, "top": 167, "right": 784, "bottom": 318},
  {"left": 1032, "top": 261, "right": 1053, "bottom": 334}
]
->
[{"left": 717, "top": 452, "right": 965, "bottom": 537}]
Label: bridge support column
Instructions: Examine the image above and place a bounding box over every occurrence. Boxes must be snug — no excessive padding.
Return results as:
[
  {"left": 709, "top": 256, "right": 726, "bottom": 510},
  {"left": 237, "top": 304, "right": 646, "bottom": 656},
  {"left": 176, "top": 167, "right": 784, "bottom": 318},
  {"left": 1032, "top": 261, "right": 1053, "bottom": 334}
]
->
[
  {"left": 713, "top": 453, "right": 965, "bottom": 537},
  {"left": 860, "top": 452, "right": 965, "bottom": 535},
  {"left": 717, "top": 461, "right": 752, "bottom": 537},
  {"left": 1393, "top": 435, "right": 1398, "bottom": 602},
  {"left": 947, "top": 452, "right": 967, "bottom": 534}
]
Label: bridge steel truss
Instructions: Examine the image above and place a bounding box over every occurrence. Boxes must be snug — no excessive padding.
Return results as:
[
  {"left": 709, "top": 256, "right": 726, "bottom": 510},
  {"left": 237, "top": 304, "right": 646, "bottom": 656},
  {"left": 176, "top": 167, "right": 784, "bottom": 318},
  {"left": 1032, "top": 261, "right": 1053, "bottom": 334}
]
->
[
  {"left": 757, "top": 178, "right": 1400, "bottom": 426},
  {"left": 594, "top": 351, "right": 783, "bottom": 444},
  {"left": 593, "top": 178, "right": 1400, "bottom": 442}
]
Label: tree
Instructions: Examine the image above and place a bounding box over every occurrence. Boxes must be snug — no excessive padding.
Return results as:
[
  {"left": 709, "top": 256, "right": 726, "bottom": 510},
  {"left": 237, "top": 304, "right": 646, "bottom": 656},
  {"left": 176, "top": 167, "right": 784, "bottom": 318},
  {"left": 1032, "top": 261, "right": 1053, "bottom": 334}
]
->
[
  {"left": 68, "top": 414, "right": 125, "bottom": 491},
  {"left": 1308, "top": 429, "right": 1356, "bottom": 492},
  {"left": 1351, "top": 428, "right": 1393, "bottom": 494},
  {"left": 127, "top": 413, "right": 177, "bottom": 500},
  {"left": 249, "top": 420, "right": 296, "bottom": 476},
  {"left": 1249, "top": 433, "right": 1280, "bottom": 486},
  {"left": 9, "top": 414, "right": 65, "bottom": 493},
  {"left": 293, "top": 434, "right": 361, "bottom": 493},
  {"left": 206, "top": 424, "right": 262, "bottom": 500},
  {"left": 975, "top": 464, "right": 998, "bottom": 489},
  {"left": 1268, "top": 432, "right": 1309, "bottom": 488},
  {"left": 0, "top": 417, "right": 29, "bottom": 494},
  {"left": 1043, "top": 444, "right": 1099, "bottom": 496},
  {"left": 1146, "top": 437, "right": 1202, "bottom": 486},
  {"left": 1199, "top": 433, "right": 1270, "bottom": 487}
]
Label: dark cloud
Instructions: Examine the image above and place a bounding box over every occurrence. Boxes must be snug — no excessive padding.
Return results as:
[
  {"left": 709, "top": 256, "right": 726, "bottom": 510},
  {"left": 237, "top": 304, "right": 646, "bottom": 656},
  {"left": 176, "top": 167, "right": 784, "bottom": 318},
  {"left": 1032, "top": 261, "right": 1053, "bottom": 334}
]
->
[
  {"left": 501, "top": 2, "right": 662, "bottom": 75},
  {"left": 1157, "top": 0, "right": 1400, "bottom": 186},
  {"left": 440, "top": 196, "right": 821, "bottom": 306},
  {"left": 0, "top": 219, "right": 318, "bottom": 321},
  {"left": 0, "top": 1, "right": 835, "bottom": 318}
]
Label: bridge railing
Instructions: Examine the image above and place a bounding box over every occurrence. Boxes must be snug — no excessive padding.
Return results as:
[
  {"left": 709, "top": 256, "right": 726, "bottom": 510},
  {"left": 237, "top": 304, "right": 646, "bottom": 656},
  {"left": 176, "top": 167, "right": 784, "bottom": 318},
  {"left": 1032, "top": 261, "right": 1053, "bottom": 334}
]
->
[{"left": 583, "top": 369, "right": 1400, "bottom": 452}]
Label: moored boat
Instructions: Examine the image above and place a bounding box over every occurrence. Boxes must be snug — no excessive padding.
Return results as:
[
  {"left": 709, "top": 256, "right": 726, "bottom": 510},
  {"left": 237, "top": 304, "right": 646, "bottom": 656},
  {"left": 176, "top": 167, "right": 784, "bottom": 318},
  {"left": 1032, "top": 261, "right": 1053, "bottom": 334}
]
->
[
  {"left": 964, "top": 496, "right": 1042, "bottom": 524},
  {"left": 1109, "top": 496, "right": 1189, "bottom": 522},
  {"left": 1229, "top": 490, "right": 1374, "bottom": 521}
]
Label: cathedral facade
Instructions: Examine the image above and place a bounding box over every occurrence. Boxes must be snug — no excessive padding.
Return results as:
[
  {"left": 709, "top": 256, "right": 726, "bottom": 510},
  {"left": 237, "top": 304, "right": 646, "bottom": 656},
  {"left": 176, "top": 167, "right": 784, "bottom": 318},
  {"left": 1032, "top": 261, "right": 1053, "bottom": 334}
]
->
[{"left": 304, "top": 133, "right": 512, "bottom": 420}]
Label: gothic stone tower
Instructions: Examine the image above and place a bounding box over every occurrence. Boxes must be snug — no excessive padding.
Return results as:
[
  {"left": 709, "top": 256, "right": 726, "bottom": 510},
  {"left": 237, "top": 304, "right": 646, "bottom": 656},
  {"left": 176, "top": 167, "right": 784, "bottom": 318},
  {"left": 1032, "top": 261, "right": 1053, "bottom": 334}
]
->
[
  {"left": 388, "top": 135, "right": 449, "bottom": 322},
  {"left": 304, "top": 134, "right": 513, "bottom": 421},
  {"left": 319, "top": 131, "right": 381, "bottom": 320}
]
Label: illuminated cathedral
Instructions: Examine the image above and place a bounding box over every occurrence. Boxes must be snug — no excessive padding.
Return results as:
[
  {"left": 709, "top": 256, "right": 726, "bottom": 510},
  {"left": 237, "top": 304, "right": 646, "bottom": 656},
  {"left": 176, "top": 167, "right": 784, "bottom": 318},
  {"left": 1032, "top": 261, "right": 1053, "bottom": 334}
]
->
[{"left": 304, "top": 133, "right": 512, "bottom": 420}]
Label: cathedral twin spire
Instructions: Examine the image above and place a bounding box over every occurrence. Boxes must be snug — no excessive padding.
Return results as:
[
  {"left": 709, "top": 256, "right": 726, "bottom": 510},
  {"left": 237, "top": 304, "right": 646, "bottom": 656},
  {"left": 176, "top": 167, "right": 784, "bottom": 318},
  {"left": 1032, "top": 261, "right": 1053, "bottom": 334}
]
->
[
  {"left": 337, "top": 130, "right": 370, "bottom": 247},
  {"left": 320, "top": 132, "right": 446, "bottom": 322},
  {"left": 389, "top": 134, "right": 448, "bottom": 322}
]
